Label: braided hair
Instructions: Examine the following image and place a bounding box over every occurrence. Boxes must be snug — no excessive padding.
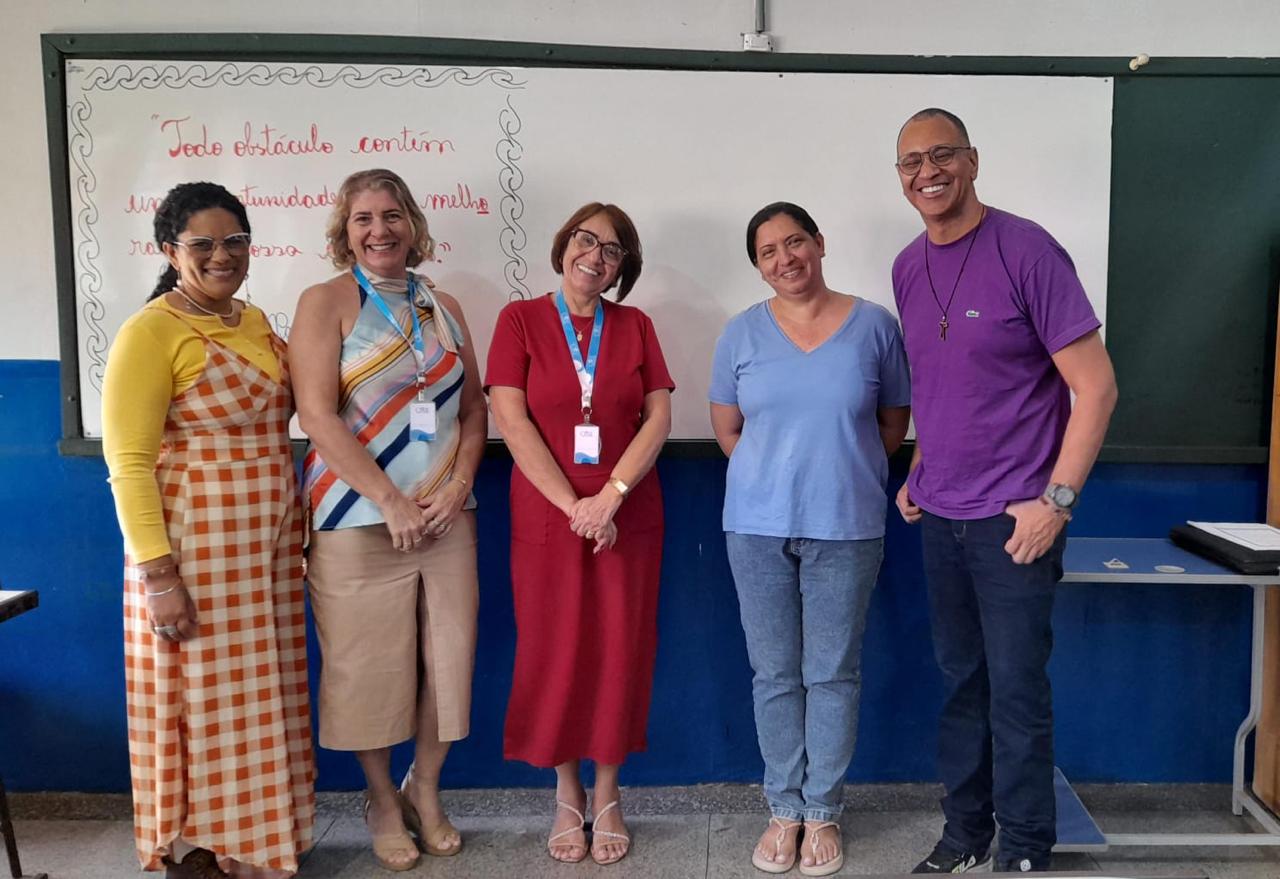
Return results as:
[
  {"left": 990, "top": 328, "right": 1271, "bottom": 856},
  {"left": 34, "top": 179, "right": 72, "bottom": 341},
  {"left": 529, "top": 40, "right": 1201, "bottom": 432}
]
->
[{"left": 148, "top": 182, "right": 251, "bottom": 301}]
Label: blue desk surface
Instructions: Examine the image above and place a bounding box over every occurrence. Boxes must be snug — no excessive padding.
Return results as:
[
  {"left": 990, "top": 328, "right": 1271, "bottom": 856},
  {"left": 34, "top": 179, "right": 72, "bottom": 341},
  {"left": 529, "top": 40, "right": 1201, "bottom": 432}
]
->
[{"left": 1064, "top": 537, "right": 1278, "bottom": 586}]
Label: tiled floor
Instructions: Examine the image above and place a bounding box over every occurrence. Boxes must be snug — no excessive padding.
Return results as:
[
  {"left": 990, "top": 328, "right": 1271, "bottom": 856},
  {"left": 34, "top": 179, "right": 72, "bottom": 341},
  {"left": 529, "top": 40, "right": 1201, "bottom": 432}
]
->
[{"left": 8, "top": 785, "right": 1280, "bottom": 878}]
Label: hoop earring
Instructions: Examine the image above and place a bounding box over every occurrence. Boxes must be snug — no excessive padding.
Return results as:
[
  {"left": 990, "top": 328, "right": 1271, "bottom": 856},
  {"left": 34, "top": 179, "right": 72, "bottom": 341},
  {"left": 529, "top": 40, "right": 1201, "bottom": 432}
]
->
[{"left": 242, "top": 274, "right": 252, "bottom": 306}]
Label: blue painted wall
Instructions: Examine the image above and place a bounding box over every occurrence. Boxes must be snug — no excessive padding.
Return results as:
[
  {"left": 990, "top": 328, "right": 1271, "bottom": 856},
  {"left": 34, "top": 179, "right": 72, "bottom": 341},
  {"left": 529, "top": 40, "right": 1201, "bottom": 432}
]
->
[{"left": 0, "top": 359, "right": 1261, "bottom": 791}]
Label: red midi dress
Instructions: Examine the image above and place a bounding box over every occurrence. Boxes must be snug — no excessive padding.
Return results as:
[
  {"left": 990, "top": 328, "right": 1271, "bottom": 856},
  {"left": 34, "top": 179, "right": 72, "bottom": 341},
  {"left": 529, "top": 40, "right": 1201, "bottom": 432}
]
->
[{"left": 485, "top": 294, "right": 674, "bottom": 767}]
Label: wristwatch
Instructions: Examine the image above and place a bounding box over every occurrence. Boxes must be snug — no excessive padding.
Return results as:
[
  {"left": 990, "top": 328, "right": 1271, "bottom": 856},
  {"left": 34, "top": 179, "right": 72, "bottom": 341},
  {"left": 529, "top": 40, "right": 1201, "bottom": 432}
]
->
[
  {"left": 607, "top": 476, "right": 630, "bottom": 497},
  {"left": 1042, "top": 483, "right": 1079, "bottom": 514}
]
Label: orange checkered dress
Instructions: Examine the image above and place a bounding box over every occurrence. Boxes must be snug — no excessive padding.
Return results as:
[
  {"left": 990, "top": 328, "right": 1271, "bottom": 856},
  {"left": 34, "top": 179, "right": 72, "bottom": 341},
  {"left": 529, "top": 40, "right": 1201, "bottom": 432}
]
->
[{"left": 122, "top": 325, "right": 315, "bottom": 872}]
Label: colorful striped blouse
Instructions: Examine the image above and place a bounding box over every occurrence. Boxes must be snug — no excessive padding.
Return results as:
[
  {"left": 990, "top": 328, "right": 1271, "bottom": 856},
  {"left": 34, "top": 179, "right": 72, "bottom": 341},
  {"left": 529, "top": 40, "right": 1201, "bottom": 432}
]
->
[{"left": 303, "top": 268, "right": 475, "bottom": 531}]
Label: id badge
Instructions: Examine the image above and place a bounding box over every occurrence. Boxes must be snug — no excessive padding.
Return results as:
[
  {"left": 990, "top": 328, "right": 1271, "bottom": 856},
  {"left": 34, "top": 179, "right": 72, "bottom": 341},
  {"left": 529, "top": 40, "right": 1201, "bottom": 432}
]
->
[
  {"left": 409, "top": 400, "right": 437, "bottom": 442},
  {"left": 573, "top": 423, "right": 601, "bottom": 464}
]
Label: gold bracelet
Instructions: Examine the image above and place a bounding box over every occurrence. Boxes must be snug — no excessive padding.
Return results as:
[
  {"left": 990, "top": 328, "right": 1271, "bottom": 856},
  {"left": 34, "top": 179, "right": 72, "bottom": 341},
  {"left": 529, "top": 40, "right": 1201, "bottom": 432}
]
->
[
  {"left": 607, "top": 476, "right": 630, "bottom": 497},
  {"left": 449, "top": 474, "right": 469, "bottom": 488}
]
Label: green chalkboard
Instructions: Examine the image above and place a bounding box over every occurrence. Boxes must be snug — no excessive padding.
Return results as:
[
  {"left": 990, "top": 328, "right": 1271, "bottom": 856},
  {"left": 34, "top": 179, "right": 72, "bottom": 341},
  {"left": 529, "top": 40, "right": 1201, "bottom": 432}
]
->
[{"left": 1106, "top": 76, "right": 1280, "bottom": 462}]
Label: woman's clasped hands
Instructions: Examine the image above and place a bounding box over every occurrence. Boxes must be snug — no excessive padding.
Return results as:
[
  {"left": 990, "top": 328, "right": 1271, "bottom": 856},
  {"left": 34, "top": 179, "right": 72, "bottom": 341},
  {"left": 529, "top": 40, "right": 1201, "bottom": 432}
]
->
[
  {"left": 380, "top": 479, "right": 467, "bottom": 552},
  {"left": 417, "top": 477, "right": 469, "bottom": 541},
  {"left": 569, "top": 489, "right": 621, "bottom": 554}
]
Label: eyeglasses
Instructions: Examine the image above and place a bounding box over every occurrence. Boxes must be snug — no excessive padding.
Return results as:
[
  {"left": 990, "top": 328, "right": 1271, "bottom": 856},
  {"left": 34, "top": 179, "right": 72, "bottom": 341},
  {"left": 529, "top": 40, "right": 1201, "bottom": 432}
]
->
[
  {"left": 895, "top": 144, "right": 975, "bottom": 176},
  {"left": 172, "top": 233, "right": 252, "bottom": 256},
  {"left": 570, "top": 228, "right": 628, "bottom": 265}
]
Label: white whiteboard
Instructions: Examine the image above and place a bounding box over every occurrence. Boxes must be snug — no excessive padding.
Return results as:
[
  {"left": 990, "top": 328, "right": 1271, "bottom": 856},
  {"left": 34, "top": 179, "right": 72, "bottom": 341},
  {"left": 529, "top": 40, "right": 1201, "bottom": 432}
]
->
[{"left": 64, "top": 60, "right": 1112, "bottom": 438}]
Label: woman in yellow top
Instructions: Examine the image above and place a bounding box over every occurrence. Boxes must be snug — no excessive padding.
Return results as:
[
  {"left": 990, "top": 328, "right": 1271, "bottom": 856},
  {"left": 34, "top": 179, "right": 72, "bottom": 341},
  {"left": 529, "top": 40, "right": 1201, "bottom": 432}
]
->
[{"left": 102, "top": 181, "right": 314, "bottom": 879}]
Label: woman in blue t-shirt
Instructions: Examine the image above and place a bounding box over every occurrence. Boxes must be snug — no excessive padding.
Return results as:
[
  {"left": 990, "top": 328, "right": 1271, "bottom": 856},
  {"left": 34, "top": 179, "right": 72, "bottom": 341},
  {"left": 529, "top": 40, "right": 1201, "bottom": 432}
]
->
[{"left": 709, "top": 202, "right": 911, "bottom": 877}]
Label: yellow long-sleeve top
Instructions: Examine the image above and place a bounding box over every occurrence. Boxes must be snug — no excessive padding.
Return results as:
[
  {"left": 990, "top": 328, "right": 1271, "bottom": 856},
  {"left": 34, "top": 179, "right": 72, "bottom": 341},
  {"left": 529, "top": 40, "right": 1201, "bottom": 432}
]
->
[{"left": 102, "top": 297, "right": 282, "bottom": 563}]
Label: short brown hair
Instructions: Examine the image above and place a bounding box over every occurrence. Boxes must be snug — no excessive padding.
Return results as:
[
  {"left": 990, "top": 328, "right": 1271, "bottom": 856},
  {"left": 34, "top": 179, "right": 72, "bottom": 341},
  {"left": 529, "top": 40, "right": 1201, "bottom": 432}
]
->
[
  {"left": 326, "top": 169, "right": 434, "bottom": 270},
  {"left": 550, "top": 203, "right": 643, "bottom": 301}
]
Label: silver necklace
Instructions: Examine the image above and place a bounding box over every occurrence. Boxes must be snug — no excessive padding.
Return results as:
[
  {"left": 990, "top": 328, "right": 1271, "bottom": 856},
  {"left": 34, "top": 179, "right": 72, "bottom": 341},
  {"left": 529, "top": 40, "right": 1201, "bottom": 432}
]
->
[{"left": 176, "top": 288, "right": 235, "bottom": 319}]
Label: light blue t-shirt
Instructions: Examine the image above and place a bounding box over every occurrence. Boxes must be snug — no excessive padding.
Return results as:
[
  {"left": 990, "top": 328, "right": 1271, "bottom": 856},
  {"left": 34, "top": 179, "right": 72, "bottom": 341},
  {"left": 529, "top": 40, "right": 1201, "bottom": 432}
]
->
[{"left": 709, "top": 298, "right": 911, "bottom": 540}]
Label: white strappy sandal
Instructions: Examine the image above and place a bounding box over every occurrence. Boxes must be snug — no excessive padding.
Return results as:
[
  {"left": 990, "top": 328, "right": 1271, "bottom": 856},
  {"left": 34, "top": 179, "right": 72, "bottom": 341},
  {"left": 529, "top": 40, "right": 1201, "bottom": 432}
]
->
[
  {"left": 547, "top": 799, "right": 588, "bottom": 863},
  {"left": 751, "top": 816, "right": 802, "bottom": 873},
  {"left": 590, "top": 799, "right": 632, "bottom": 865}
]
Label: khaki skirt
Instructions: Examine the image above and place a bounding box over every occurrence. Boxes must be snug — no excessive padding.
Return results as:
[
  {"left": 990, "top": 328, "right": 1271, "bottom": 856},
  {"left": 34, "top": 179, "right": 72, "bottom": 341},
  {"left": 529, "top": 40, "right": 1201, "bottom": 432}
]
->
[{"left": 307, "top": 512, "right": 478, "bottom": 750}]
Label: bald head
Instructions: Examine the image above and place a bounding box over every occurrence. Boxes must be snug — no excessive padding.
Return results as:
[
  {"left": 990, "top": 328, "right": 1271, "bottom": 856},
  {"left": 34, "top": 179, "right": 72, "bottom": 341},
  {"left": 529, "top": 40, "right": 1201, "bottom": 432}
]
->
[{"left": 898, "top": 108, "right": 970, "bottom": 151}]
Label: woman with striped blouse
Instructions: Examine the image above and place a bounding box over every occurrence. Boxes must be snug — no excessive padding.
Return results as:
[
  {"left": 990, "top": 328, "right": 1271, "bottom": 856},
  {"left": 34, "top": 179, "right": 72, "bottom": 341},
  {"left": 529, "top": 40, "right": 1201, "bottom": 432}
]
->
[{"left": 289, "top": 169, "right": 486, "bottom": 872}]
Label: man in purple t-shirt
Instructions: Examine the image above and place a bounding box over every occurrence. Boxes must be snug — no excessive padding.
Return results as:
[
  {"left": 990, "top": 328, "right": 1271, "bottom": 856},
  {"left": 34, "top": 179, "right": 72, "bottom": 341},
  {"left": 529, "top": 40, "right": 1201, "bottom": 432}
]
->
[{"left": 891, "top": 109, "right": 1118, "bottom": 874}]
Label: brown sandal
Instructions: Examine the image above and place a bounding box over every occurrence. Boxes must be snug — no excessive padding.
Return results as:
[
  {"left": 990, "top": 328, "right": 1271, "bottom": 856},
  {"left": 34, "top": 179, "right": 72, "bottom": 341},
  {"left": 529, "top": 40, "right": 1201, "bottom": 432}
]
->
[
  {"left": 398, "top": 790, "right": 463, "bottom": 857},
  {"left": 363, "top": 794, "right": 421, "bottom": 872}
]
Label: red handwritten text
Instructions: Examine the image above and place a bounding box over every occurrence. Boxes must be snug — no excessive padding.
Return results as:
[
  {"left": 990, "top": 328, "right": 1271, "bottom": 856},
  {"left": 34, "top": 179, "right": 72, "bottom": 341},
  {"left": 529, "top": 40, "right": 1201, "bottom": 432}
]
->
[
  {"left": 419, "top": 184, "right": 489, "bottom": 216},
  {"left": 234, "top": 122, "right": 334, "bottom": 157},
  {"left": 125, "top": 194, "right": 165, "bottom": 214},
  {"left": 351, "top": 129, "right": 455, "bottom": 155},
  {"left": 239, "top": 184, "right": 340, "bottom": 209},
  {"left": 160, "top": 116, "right": 223, "bottom": 158},
  {"left": 129, "top": 240, "right": 304, "bottom": 258}
]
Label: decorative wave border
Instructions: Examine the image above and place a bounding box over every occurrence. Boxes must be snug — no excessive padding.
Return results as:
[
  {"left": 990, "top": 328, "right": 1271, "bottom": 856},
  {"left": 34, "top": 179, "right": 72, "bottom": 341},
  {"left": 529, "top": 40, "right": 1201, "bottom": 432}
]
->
[{"left": 68, "top": 61, "right": 530, "bottom": 393}]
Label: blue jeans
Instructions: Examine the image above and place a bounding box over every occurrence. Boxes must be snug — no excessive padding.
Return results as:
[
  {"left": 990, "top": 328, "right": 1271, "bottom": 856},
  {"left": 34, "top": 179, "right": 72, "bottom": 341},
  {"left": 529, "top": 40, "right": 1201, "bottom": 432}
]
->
[
  {"left": 726, "top": 532, "right": 883, "bottom": 822},
  {"left": 921, "top": 511, "right": 1065, "bottom": 862}
]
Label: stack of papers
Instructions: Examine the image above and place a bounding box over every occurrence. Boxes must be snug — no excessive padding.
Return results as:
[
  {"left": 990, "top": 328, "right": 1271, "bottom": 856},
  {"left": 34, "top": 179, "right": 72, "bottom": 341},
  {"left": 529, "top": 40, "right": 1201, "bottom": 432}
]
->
[{"left": 1187, "top": 522, "right": 1280, "bottom": 551}]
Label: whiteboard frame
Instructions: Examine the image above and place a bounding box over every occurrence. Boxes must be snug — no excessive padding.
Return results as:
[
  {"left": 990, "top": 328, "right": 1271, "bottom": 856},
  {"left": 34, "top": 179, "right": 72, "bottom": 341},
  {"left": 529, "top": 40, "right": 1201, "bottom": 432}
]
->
[{"left": 42, "top": 32, "right": 1274, "bottom": 459}]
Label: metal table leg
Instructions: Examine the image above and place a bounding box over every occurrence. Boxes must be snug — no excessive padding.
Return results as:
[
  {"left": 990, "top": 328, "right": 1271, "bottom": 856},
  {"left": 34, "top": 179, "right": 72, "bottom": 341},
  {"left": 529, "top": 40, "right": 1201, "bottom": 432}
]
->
[{"left": 0, "top": 776, "right": 46, "bottom": 879}]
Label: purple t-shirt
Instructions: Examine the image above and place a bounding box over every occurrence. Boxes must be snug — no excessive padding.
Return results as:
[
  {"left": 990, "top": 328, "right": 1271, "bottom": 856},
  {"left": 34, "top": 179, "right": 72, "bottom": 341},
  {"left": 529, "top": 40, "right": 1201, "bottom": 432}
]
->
[{"left": 892, "top": 207, "right": 1100, "bottom": 519}]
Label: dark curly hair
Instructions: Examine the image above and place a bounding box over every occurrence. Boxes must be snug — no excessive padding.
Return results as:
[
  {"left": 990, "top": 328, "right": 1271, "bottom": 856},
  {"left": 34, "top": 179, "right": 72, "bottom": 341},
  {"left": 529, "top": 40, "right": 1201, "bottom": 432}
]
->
[{"left": 148, "top": 182, "right": 251, "bottom": 301}]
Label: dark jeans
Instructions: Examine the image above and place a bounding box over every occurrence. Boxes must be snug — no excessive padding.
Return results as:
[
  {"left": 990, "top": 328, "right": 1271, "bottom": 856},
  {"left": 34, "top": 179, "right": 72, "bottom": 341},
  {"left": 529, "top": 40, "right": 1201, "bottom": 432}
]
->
[{"left": 921, "top": 510, "right": 1066, "bottom": 862}]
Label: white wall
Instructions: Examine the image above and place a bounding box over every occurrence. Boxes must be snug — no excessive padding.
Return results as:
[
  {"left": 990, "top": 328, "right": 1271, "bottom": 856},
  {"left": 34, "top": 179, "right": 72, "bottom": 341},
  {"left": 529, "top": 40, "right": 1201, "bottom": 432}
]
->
[{"left": 4, "top": 0, "right": 1278, "bottom": 360}]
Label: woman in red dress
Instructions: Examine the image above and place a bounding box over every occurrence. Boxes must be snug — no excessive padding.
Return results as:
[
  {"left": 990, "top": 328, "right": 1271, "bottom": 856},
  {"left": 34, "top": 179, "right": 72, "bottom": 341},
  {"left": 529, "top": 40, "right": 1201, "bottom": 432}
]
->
[{"left": 486, "top": 203, "right": 673, "bottom": 866}]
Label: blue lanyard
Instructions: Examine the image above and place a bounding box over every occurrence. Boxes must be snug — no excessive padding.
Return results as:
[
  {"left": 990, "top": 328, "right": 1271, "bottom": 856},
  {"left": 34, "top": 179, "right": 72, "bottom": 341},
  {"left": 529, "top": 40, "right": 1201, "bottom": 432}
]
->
[
  {"left": 554, "top": 289, "right": 604, "bottom": 419},
  {"left": 353, "top": 265, "right": 425, "bottom": 371}
]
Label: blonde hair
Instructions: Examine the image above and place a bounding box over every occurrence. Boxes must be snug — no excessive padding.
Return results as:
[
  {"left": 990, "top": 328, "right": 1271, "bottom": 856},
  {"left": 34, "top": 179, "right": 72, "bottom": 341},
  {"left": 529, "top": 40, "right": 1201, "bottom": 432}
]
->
[{"left": 326, "top": 169, "right": 434, "bottom": 270}]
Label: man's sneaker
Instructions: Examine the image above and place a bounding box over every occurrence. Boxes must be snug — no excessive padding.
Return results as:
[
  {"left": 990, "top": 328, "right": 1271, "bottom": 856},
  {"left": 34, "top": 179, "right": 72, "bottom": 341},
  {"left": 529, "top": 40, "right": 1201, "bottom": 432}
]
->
[
  {"left": 911, "top": 841, "right": 992, "bottom": 873},
  {"left": 995, "top": 854, "right": 1050, "bottom": 872}
]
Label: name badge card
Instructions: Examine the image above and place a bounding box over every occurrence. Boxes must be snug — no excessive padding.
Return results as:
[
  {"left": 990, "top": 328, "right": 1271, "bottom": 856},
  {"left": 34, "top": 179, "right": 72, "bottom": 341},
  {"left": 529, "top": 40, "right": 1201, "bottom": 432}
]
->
[
  {"left": 574, "top": 423, "right": 601, "bottom": 464},
  {"left": 555, "top": 290, "right": 605, "bottom": 466},
  {"left": 410, "top": 400, "right": 437, "bottom": 442}
]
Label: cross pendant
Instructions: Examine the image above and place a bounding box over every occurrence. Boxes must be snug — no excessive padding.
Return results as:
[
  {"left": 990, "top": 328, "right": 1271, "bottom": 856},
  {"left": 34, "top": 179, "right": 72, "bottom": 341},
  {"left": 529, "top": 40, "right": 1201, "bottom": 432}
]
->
[{"left": 939, "top": 316, "right": 949, "bottom": 341}]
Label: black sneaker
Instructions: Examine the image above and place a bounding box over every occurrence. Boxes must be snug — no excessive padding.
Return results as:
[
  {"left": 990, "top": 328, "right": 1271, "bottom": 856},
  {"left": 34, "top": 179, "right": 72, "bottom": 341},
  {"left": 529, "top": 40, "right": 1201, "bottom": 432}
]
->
[
  {"left": 995, "top": 854, "right": 1050, "bottom": 872},
  {"left": 911, "top": 841, "right": 992, "bottom": 873}
]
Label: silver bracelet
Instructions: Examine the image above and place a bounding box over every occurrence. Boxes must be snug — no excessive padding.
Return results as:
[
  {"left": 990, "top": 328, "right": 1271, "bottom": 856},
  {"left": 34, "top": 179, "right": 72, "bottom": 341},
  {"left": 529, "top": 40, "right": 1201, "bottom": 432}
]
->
[{"left": 145, "top": 583, "right": 181, "bottom": 597}]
